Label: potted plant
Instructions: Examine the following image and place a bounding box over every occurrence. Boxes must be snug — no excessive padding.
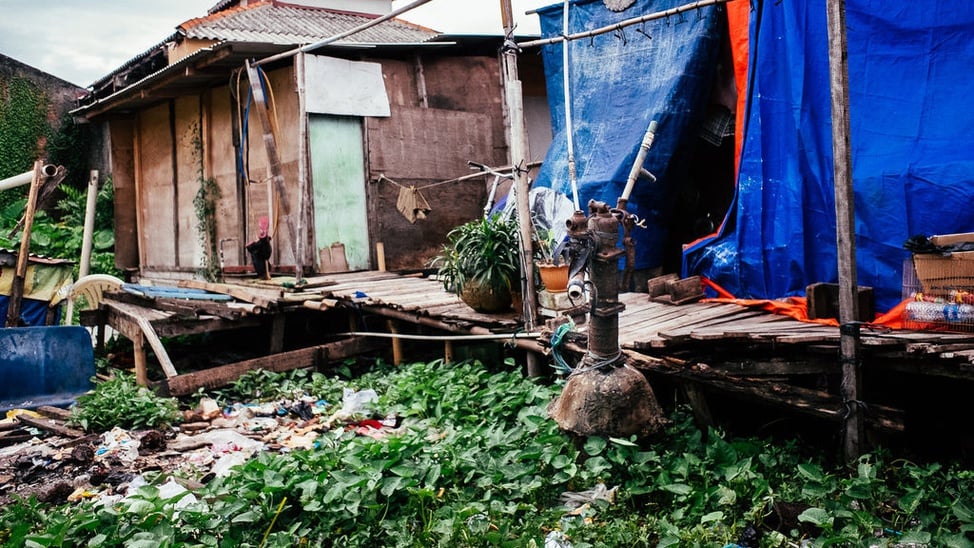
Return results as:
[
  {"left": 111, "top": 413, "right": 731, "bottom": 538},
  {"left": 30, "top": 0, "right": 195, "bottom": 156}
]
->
[
  {"left": 534, "top": 226, "right": 570, "bottom": 293},
  {"left": 431, "top": 215, "right": 521, "bottom": 313}
]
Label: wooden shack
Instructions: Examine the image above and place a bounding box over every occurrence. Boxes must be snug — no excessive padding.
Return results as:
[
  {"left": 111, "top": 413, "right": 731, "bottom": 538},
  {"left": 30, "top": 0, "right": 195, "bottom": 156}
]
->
[{"left": 74, "top": 0, "right": 550, "bottom": 282}]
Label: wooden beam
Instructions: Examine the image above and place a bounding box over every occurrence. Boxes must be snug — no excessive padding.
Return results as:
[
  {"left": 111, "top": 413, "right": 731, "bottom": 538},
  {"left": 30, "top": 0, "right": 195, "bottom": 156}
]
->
[
  {"left": 500, "top": 0, "right": 539, "bottom": 376},
  {"left": 164, "top": 336, "right": 378, "bottom": 396},
  {"left": 178, "top": 278, "right": 278, "bottom": 309},
  {"left": 6, "top": 161, "right": 44, "bottom": 327},
  {"left": 628, "top": 353, "right": 904, "bottom": 434},
  {"left": 15, "top": 413, "right": 86, "bottom": 439},
  {"left": 269, "top": 313, "right": 286, "bottom": 354},
  {"left": 826, "top": 0, "right": 863, "bottom": 462}
]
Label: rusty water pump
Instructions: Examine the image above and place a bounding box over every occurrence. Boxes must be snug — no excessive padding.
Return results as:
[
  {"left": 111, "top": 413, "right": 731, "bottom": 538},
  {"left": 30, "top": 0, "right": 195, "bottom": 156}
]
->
[
  {"left": 548, "top": 198, "right": 666, "bottom": 438},
  {"left": 548, "top": 119, "right": 666, "bottom": 438}
]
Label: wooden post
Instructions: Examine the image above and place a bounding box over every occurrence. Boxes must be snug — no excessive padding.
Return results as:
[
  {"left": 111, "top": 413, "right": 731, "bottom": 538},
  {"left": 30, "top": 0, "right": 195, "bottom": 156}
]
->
[
  {"left": 79, "top": 170, "right": 99, "bottom": 279},
  {"left": 376, "top": 242, "right": 386, "bottom": 271},
  {"left": 826, "top": 0, "right": 863, "bottom": 461},
  {"left": 499, "top": 0, "right": 541, "bottom": 377},
  {"left": 245, "top": 60, "right": 303, "bottom": 284},
  {"left": 296, "top": 52, "right": 310, "bottom": 276},
  {"left": 270, "top": 313, "right": 286, "bottom": 354},
  {"left": 133, "top": 336, "right": 148, "bottom": 386},
  {"left": 387, "top": 319, "right": 403, "bottom": 365},
  {"left": 6, "top": 161, "right": 44, "bottom": 327}
]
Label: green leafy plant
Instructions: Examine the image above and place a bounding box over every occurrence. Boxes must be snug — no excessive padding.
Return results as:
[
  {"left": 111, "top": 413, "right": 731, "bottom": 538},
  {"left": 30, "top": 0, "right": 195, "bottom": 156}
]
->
[
  {"left": 533, "top": 225, "right": 568, "bottom": 267},
  {"left": 0, "top": 176, "right": 117, "bottom": 279},
  {"left": 187, "top": 121, "right": 221, "bottom": 282},
  {"left": 430, "top": 215, "right": 521, "bottom": 312},
  {"left": 0, "top": 77, "right": 48, "bottom": 213},
  {"left": 4, "top": 359, "right": 973, "bottom": 547},
  {"left": 69, "top": 372, "right": 181, "bottom": 432}
]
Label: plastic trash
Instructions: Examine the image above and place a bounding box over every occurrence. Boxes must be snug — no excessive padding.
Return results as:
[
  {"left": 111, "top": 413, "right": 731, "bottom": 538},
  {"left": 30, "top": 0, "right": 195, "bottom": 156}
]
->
[
  {"left": 94, "top": 427, "right": 140, "bottom": 464},
  {"left": 544, "top": 531, "right": 573, "bottom": 548}
]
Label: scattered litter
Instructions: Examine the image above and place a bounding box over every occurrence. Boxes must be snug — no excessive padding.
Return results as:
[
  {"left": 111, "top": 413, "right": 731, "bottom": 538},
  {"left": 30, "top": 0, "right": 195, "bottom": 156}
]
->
[
  {"left": 324, "top": 388, "right": 378, "bottom": 428},
  {"left": 544, "top": 530, "right": 574, "bottom": 548},
  {"left": 559, "top": 482, "right": 618, "bottom": 510},
  {"left": 0, "top": 386, "right": 402, "bottom": 508},
  {"left": 94, "top": 427, "right": 140, "bottom": 464}
]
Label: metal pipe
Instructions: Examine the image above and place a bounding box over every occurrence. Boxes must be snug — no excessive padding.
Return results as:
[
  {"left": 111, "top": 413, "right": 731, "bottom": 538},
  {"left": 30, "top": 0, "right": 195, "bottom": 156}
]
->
[
  {"left": 621, "top": 120, "right": 657, "bottom": 206},
  {"left": 519, "top": 0, "right": 730, "bottom": 49},
  {"left": 337, "top": 331, "right": 541, "bottom": 342},
  {"left": 79, "top": 171, "right": 99, "bottom": 278},
  {"left": 0, "top": 164, "right": 57, "bottom": 192},
  {"left": 563, "top": 0, "right": 580, "bottom": 211},
  {"left": 349, "top": 303, "right": 547, "bottom": 354}
]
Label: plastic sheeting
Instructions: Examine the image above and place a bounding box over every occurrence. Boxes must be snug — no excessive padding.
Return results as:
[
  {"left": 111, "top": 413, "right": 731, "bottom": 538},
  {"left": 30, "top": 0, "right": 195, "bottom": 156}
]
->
[
  {"left": 533, "top": 0, "right": 724, "bottom": 270},
  {"left": 685, "top": 1, "right": 974, "bottom": 313}
]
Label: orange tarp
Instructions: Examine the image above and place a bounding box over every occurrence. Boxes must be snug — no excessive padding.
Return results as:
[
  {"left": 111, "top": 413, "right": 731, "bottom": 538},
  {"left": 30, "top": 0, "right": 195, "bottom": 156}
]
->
[{"left": 701, "top": 277, "right": 910, "bottom": 329}]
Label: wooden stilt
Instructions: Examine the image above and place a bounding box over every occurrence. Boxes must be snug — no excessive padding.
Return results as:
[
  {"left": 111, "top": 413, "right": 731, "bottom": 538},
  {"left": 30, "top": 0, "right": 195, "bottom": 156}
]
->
[
  {"left": 388, "top": 319, "right": 403, "bottom": 365},
  {"left": 270, "top": 314, "right": 286, "bottom": 354},
  {"left": 444, "top": 340, "right": 454, "bottom": 364},
  {"left": 133, "top": 336, "right": 148, "bottom": 386}
]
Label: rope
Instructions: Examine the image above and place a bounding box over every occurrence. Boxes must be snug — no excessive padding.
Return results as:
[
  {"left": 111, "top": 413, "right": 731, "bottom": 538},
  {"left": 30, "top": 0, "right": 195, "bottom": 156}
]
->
[
  {"left": 377, "top": 172, "right": 497, "bottom": 191},
  {"left": 549, "top": 320, "right": 575, "bottom": 375},
  {"left": 570, "top": 350, "right": 624, "bottom": 376}
]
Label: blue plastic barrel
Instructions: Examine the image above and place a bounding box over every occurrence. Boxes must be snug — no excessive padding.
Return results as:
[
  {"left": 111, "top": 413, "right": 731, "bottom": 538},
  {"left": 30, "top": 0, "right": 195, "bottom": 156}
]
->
[{"left": 0, "top": 326, "right": 95, "bottom": 412}]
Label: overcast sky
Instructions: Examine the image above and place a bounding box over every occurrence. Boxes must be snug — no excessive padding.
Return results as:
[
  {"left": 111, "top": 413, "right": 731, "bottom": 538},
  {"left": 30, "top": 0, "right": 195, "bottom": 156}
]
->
[{"left": 0, "top": 0, "right": 552, "bottom": 88}]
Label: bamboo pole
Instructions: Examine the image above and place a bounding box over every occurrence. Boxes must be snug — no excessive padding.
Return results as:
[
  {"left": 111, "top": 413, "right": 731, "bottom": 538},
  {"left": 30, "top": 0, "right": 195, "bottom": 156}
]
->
[
  {"left": 500, "top": 0, "right": 541, "bottom": 377},
  {"left": 826, "top": 0, "right": 863, "bottom": 462},
  {"left": 245, "top": 60, "right": 303, "bottom": 284},
  {"left": 79, "top": 170, "right": 99, "bottom": 279},
  {"left": 296, "top": 52, "right": 310, "bottom": 275}
]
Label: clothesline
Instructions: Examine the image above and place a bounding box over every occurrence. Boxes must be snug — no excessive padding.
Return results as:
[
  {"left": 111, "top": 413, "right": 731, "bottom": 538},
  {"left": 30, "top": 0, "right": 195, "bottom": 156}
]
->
[
  {"left": 376, "top": 172, "right": 488, "bottom": 191},
  {"left": 376, "top": 161, "right": 542, "bottom": 191}
]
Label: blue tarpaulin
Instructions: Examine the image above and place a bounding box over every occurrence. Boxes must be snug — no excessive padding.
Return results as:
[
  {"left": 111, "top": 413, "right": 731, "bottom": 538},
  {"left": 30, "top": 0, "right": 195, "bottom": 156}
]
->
[
  {"left": 534, "top": 0, "right": 724, "bottom": 271},
  {"left": 684, "top": 1, "right": 974, "bottom": 313},
  {"left": 0, "top": 297, "right": 57, "bottom": 327}
]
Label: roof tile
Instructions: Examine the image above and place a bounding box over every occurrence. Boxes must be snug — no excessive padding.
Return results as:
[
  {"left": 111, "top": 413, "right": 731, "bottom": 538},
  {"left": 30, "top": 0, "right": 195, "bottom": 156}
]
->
[{"left": 179, "top": 2, "right": 437, "bottom": 45}]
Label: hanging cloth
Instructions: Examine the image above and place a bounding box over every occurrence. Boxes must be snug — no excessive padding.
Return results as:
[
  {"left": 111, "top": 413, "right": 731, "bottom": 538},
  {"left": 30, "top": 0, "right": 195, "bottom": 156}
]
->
[{"left": 396, "top": 185, "right": 432, "bottom": 223}]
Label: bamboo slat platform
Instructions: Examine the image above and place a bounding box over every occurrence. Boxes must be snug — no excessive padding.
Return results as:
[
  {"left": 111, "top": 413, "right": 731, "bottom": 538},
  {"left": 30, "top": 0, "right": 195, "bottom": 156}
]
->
[{"left": 308, "top": 271, "right": 521, "bottom": 332}]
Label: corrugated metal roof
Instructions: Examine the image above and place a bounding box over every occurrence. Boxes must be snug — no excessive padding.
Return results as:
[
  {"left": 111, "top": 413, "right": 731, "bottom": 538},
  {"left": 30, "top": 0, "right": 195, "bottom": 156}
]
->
[{"left": 180, "top": 2, "right": 437, "bottom": 45}]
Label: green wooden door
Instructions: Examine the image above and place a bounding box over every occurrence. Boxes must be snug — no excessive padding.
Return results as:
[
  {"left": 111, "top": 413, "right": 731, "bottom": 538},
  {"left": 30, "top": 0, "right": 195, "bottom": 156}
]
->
[{"left": 309, "top": 115, "right": 369, "bottom": 271}]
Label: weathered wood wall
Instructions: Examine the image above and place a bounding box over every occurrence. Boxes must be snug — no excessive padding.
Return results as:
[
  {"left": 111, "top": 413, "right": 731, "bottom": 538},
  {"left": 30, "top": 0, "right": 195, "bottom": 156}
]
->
[
  {"left": 205, "top": 85, "right": 245, "bottom": 268},
  {"left": 113, "top": 51, "right": 547, "bottom": 278},
  {"left": 119, "top": 65, "right": 302, "bottom": 279},
  {"left": 363, "top": 55, "right": 509, "bottom": 271},
  {"left": 137, "top": 102, "right": 177, "bottom": 271},
  {"left": 109, "top": 118, "right": 138, "bottom": 272}
]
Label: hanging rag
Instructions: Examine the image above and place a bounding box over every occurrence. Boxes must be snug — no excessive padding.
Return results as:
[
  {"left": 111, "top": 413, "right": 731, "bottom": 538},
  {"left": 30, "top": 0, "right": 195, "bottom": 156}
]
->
[
  {"left": 246, "top": 216, "right": 272, "bottom": 279},
  {"left": 396, "top": 185, "right": 431, "bottom": 223}
]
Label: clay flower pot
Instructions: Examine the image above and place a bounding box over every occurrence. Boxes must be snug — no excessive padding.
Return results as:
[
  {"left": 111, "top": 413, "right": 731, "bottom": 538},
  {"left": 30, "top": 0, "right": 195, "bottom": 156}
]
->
[{"left": 538, "top": 262, "right": 570, "bottom": 293}]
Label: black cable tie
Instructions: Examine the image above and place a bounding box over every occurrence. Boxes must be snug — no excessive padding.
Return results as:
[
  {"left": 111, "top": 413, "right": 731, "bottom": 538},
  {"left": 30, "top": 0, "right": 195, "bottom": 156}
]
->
[
  {"left": 613, "top": 27, "right": 627, "bottom": 45},
  {"left": 839, "top": 321, "right": 863, "bottom": 337},
  {"left": 840, "top": 398, "right": 868, "bottom": 420}
]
